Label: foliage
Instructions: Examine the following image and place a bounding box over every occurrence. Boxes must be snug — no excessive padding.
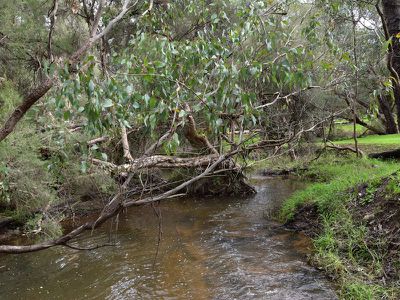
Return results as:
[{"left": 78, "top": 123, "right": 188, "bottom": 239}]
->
[
  {"left": 50, "top": 0, "right": 341, "bottom": 148},
  {"left": 0, "top": 83, "right": 116, "bottom": 234}
]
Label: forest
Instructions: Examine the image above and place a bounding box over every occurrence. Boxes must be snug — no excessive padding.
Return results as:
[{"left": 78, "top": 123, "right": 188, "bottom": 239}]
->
[{"left": 0, "top": 0, "right": 399, "bottom": 299}]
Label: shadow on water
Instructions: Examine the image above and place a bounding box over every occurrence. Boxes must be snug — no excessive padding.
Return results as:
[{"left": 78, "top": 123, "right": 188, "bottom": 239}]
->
[{"left": 0, "top": 177, "right": 337, "bottom": 299}]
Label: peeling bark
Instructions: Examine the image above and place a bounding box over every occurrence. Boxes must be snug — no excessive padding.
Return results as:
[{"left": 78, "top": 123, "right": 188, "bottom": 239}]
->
[
  {"left": 121, "top": 125, "right": 134, "bottom": 162},
  {"left": 92, "top": 154, "right": 220, "bottom": 173},
  {"left": 183, "top": 104, "right": 219, "bottom": 155}
]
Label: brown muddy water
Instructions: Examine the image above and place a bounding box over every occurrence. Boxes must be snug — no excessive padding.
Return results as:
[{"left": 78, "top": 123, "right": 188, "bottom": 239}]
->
[{"left": 0, "top": 177, "right": 337, "bottom": 299}]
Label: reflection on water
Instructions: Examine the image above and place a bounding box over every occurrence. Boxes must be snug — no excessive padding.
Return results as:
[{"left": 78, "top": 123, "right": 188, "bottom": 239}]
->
[{"left": 0, "top": 177, "right": 337, "bottom": 299}]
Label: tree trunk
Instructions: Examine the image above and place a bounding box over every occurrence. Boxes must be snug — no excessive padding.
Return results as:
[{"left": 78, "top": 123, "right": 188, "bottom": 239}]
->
[
  {"left": 378, "top": 95, "right": 398, "bottom": 134},
  {"left": 92, "top": 154, "right": 221, "bottom": 173},
  {"left": 0, "top": 77, "right": 54, "bottom": 141},
  {"left": 369, "top": 148, "right": 400, "bottom": 159},
  {"left": 183, "top": 103, "right": 219, "bottom": 155},
  {"left": 382, "top": 0, "right": 400, "bottom": 131}
]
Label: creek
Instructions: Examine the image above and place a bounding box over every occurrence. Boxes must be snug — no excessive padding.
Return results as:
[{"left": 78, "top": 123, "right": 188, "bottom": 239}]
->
[{"left": 0, "top": 176, "right": 336, "bottom": 299}]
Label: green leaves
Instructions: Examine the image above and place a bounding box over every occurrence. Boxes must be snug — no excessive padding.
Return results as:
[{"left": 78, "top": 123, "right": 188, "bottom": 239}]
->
[
  {"left": 164, "top": 132, "right": 180, "bottom": 155},
  {"left": 51, "top": 0, "right": 336, "bottom": 150}
]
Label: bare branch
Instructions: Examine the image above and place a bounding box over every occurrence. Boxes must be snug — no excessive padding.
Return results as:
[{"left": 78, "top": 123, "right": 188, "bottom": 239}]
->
[
  {"left": 47, "top": 0, "right": 59, "bottom": 61},
  {"left": 0, "top": 108, "right": 348, "bottom": 254},
  {"left": 90, "top": 0, "right": 106, "bottom": 37},
  {"left": 326, "top": 140, "right": 365, "bottom": 157},
  {"left": 121, "top": 125, "right": 134, "bottom": 162},
  {"left": 63, "top": 242, "right": 115, "bottom": 251},
  {"left": 256, "top": 86, "right": 321, "bottom": 110},
  {"left": 87, "top": 136, "right": 109, "bottom": 146}
]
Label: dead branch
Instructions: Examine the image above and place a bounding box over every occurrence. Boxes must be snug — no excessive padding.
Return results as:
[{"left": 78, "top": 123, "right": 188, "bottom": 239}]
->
[
  {"left": 0, "top": 109, "right": 348, "bottom": 254},
  {"left": 144, "top": 130, "right": 173, "bottom": 156},
  {"left": 121, "top": 125, "right": 134, "bottom": 162},
  {"left": 91, "top": 154, "right": 220, "bottom": 173},
  {"left": 326, "top": 140, "right": 365, "bottom": 157},
  {"left": 0, "top": 152, "right": 231, "bottom": 254},
  {"left": 144, "top": 112, "right": 181, "bottom": 156},
  {"left": 87, "top": 136, "right": 109, "bottom": 146},
  {"left": 63, "top": 242, "right": 115, "bottom": 251},
  {"left": 47, "top": 0, "right": 59, "bottom": 61},
  {"left": 256, "top": 86, "right": 321, "bottom": 110}
]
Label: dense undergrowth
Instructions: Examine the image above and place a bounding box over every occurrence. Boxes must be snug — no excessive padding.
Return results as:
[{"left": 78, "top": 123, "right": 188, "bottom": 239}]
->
[
  {"left": 0, "top": 82, "right": 116, "bottom": 238},
  {"left": 279, "top": 153, "right": 400, "bottom": 299}
]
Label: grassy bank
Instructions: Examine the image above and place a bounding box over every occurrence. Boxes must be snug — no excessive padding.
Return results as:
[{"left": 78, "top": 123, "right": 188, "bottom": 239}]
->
[{"left": 280, "top": 154, "right": 400, "bottom": 299}]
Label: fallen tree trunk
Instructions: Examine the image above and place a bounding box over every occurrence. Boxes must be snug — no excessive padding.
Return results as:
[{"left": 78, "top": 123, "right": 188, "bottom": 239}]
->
[
  {"left": 0, "top": 111, "right": 345, "bottom": 254},
  {"left": 92, "top": 154, "right": 221, "bottom": 172},
  {"left": 0, "top": 153, "right": 234, "bottom": 254},
  {"left": 369, "top": 148, "right": 400, "bottom": 159}
]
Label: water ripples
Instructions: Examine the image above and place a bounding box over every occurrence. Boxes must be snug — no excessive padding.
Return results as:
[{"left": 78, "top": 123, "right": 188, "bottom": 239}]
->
[{"left": 0, "top": 177, "right": 337, "bottom": 299}]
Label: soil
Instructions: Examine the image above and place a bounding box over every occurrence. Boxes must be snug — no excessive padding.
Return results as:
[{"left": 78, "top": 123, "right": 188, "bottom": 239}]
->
[
  {"left": 284, "top": 203, "right": 321, "bottom": 238},
  {"left": 351, "top": 179, "right": 400, "bottom": 282}
]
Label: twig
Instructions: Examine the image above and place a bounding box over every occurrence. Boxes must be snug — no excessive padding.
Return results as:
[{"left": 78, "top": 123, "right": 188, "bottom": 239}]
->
[
  {"left": 151, "top": 202, "right": 163, "bottom": 268},
  {"left": 63, "top": 242, "right": 115, "bottom": 251}
]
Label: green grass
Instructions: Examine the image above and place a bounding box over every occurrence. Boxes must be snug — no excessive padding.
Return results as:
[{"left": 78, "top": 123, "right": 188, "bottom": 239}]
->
[
  {"left": 280, "top": 155, "right": 398, "bottom": 219},
  {"left": 331, "top": 118, "right": 383, "bottom": 138},
  {"left": 334, "top": 133, "right": 400, "bottom": 146},
  {"left": 280, "top": 154, "right": 400, "bottom": 299}
]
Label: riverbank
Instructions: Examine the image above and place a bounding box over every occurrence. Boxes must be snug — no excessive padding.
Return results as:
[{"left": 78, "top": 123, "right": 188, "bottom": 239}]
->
[{"left": 279, "top": 154, "right": 400, "bottom": 299}]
